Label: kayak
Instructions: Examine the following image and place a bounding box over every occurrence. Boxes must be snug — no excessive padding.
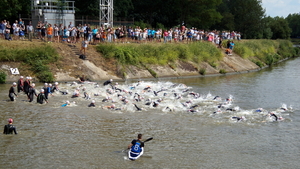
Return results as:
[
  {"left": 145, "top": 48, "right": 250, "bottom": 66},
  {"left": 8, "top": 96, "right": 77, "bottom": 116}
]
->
[{"left": 128, "top": 147, "right": 144, "bottom": 160}]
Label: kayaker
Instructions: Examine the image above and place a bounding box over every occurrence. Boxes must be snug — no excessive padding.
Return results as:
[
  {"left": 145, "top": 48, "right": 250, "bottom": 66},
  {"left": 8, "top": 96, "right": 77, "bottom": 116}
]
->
[
  {"left": 3, "top": 118, "right": 17, "bottom": 134},
  {"left": 128, "top": 134, "right": 144, "bottom": 153}
]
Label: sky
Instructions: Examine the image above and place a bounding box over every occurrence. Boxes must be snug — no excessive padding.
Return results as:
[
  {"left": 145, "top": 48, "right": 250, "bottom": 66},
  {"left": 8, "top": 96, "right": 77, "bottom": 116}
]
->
[{"left": 261, "top": 0, "right": 300, "bottom": 18}]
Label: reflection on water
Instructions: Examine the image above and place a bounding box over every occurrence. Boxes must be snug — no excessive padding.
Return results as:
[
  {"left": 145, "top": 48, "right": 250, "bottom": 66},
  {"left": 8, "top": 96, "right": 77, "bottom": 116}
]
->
[{"left": 1, "top": 57, "right": 300, "bottom": 168}]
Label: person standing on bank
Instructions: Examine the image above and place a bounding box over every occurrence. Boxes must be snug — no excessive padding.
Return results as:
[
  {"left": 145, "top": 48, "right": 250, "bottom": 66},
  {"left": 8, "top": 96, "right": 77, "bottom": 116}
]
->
[
  {"left": 8, "top": 82, "right": 18, "bottom": 101},
  {"left": 80, "top": 38, "right": 88, "bottom": 55},
  {"left": 3, "top": 118, "right": 17, "bottom": 134}
]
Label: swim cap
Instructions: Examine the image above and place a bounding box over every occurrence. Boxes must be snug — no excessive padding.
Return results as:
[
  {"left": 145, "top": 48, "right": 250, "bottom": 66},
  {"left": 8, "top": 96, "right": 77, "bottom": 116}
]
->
[
  {"left": 115, "top": 82, "right": 118, "bottom": 85},
  {"left": 40, "top": 89, "right": 44, "bottom": 92},
  {"left": 92, "top": 100, "right": 95, "bottom": 103},
  {"left": 48, "top": 84, "right": 52, "bottom": 87},
  {"left": 54, "top": 82, "right": 58, "bottom": 85},
  {"left": 110, "top": 79, "right": 113, "bottom": 81},
  {"left": 31, "top": 83, "right": 35, "bottom": 87},
  {"left": 8, "top": 118, "right": 13, "bottom": 123},
  {"left": 66, "top": 100, "right": 70, "bottom": 104},
  {"left": 44, "top": 83, "right": 48, "bottom": 86},
  {"left": 20, "top": 76, "right": 23, "bottom": 78},
  {"left": 12, "top": 82, "right": 17, "bottom": 86},
  {"left": 111, "top": 104, "right": 115, "bottom": 108}
]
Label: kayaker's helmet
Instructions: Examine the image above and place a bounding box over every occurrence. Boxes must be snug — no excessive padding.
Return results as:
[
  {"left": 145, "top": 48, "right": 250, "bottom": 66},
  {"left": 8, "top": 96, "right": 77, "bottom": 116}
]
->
[{"left": 8, "top": 118, "right": 13, "bottom": 123}]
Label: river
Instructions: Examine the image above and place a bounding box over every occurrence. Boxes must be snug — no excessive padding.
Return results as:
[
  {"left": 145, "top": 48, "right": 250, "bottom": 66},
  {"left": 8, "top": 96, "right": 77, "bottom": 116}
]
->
[{"left": 1, "top": 57, "right": 300, "bottom": 169}]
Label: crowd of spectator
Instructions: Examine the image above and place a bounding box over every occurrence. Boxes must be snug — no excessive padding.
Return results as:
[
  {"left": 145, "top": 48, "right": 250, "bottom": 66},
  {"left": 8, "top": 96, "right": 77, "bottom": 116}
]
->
[{"left": 0, "top": 19, "right": 241, "bottom": 46}]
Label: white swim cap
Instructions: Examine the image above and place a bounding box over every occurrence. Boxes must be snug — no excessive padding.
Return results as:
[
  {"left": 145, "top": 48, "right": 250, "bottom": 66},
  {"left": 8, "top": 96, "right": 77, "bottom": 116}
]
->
[
  {"left": 49, "top": 84, "right": 52, "bottom": 87},
  {"left": 115, "top": 82, "right": 118, "bottom": 85},
  {"left": 111, "top": 104, "right": 115, "bottom": 108},
  {"left": 20, "top": 76, "right": 23, "bottom": 78},
  {"left": 110, "top": 79, "right": 113, "bottom": 81},
  {"left": 40, "top": 89, "right": 44, "bottom": 92},
  {"left": 12, "top": 82, "right": 17, "bottom": 85},
  {"left": 44, "top": 83, "right": 48, "bottom": 86},
  {"left": 66, "top": 100, "right": 70, "bottom": 104},
  {"left": 31, "top": 83, "right": 35, "bottom": 87},
  {"left": 55, "top": 82, "right": 58, "bottom": 85},
  {"left": 92, "top": 100, "right": 95, "bottom": 103}
]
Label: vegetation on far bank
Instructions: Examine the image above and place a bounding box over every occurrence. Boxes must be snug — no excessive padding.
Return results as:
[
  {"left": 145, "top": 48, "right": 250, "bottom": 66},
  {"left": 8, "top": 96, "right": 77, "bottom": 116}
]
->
[
  {"left": 0, "top": 42, "right": 60, "bottom": 82},
  {"left": 96, "top": 39, "right": 299, "bottom": 77}
]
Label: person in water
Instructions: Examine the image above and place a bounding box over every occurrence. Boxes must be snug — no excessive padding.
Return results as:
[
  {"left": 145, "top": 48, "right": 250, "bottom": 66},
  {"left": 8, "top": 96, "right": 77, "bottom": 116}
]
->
[
  {"left": 128, "top": 134, "right": 144, "bottom": 153},
  {"left": 103, "top": 79, "right": 113, "bottom": 86},
  {"left": 3, "top": 118, "right": 17, "bottom": 134},
  {"left": 231, "top": 116, "right": 245, "bottom": 122},
  {"left": 8, "top": 82, "right": 18, "bottom": 101},
  {"left": 17, "top": 76, "right": 24, "bottom": 93},
  {"left": 88, "top": 100, "right": 96, "bottom": 107},
  {"left": 28, "top": 83, "right": 38, "bottom": 102},
  {"left": 37, "top": 89, "right": 48, "bottom": 104}
]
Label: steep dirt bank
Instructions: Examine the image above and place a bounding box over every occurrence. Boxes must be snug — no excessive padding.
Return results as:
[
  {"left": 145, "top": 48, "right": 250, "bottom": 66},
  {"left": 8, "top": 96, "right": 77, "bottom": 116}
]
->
[{"left": 1, "top": 39, "right": 260, "bottom": 82}]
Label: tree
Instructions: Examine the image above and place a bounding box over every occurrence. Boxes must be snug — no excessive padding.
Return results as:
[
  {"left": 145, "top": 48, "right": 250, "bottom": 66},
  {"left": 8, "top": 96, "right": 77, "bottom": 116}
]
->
[
  {"left": 286, "top": 13, "right": 300, "bottom": 38},
  {"left": 224, "top": 0, "right": 266, "bottom": 39},
  {"left": 269, "top": 17, "right": 291, "bottom": 39},
  {"left": 0, "top": 0, "right": 22, "bottom": 20}
]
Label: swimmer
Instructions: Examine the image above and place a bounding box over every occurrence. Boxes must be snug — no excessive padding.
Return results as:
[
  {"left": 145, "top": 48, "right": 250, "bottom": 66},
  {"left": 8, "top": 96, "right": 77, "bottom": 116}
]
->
[
  {"left": 88, "top": 100, "right": 96, "bottom": 107},
  {"left": 61, "top": 100, "right": 70, "bottom": 107},
  {"left": 37, "top": 89, "right": 48, "bottom": 104},
  {"left": 3, "top": 118, "right": 17, "bottom": 134},
  {"left": 133, "top": 103, "right": 142, "bottom": 111},
  {"left": 60, "top": 90, "right": 69, "bottom": 95},
  {"left": 8, "top": 82, "right": 18, "bottom": 101},
  {"left": 72, "top": 88, "right": 80, "bottom": 98},
  {"left": 153, "top": 102, "right": 159, "bottom": 107},
  {"left": 165, "top": 106, "right": 173, "bottom": 112},
  {"left": 103, "top": 79, "right": 113, "bottom": 86},
  {"left": 269, "top": 112, "right": 278, "bottom": 121},
  {"left": 188, "top": 109, "right": 198, "bottom": 113},
  {"left": 52, "top": 82, "right": 59, "bottom": 92},
  {"left": 102, "top": 97, "right": 111, "bottom": 102},
  {"left": 102, "top": 104, "right": 116, "bottom": 109},
  {"left": 231, "top": 116, "right": 245, "bottom": 122},
  {"left": 255, "top": 108, "right": 263, "bottom": 112},
  {"left": 190, "top": 104, "right": 199, "bottom": 109},
  {"left": 213, "top": 109, "right": 222, "bottom": 114}
]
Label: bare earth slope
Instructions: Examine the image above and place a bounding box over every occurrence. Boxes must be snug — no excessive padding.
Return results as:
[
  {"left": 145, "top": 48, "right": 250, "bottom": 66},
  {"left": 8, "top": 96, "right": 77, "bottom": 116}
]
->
[{"left": 1, "top": 39, "right": 260, "bottom": 82}]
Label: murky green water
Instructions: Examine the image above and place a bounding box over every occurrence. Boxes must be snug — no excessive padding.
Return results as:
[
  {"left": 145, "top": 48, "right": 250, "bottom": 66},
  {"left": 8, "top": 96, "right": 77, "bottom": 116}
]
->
[{"left": 1, "top": 57, "right": 300, "bottom": 169}]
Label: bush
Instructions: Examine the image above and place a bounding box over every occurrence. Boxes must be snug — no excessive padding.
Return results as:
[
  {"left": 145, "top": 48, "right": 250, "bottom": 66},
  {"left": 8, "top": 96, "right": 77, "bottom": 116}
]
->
[
  {"left": 199, "top": 68, "right": 206, "bottom": 75},
  {"left": 219, "top": 69, "right": 227, "bottom": 74},
  {"left": 0, "top": 71, "right": 6, "bottom": 84}
]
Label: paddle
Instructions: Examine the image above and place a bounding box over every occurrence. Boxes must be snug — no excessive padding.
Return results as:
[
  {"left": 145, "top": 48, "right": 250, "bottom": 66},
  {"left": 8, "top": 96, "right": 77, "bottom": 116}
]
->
[{"left": 122, "top": 137, "right": 153, "bottom": 152}]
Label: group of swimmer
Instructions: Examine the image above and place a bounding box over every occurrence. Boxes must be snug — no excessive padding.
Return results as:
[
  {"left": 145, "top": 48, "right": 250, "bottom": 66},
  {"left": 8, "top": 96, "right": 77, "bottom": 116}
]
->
[{"left": 5, "top": 76, "right": 291, "bottom": 135}]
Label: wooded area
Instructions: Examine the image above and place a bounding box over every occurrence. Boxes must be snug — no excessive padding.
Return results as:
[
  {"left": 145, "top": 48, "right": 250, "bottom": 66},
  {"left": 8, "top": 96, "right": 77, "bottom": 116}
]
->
[{"left": 0, "top": 0, "right": 299, "bottom": 39}]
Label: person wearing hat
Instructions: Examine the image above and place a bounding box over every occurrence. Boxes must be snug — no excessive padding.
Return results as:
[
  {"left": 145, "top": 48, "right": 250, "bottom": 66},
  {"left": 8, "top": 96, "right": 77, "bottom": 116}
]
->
[
  {"left": 23, "top": 76, "right": 31, "bottom": 95},
  {"left": 28, "top": 83, "right": 38, "bottom": 102},
  {"left": 17, "top": 76, "right": 24, "bottom": 93},
  {"left": 37, "top": 89, "right": 48, "bottom": 104},
  {"left": 88, "top": 100, "right": 96, "bottom": 107},
  {"left": 103, "top": 79, "right": 113, "bottom": 86},
  {"left": 8, "top": 82, "right": 18, "bottom": 101},
  {"left": 3, "top": 118, "right": 17, "bottom": 134}
]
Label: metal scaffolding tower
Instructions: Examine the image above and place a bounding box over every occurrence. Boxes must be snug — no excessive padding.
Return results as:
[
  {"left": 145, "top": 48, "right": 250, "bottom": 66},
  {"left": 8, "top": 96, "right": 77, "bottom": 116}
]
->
[{"left": 99, "top": 0, "right": 113, "bottom": 27}]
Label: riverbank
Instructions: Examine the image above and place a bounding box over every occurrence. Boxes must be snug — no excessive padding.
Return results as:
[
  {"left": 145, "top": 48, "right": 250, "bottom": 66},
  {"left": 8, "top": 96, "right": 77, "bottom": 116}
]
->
[{"left": 0, "top": 39, "right": 298, "bottom": 83}]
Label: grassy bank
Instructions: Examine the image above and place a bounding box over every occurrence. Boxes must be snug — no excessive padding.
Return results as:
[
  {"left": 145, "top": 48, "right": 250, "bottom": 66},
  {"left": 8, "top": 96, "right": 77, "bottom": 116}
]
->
[
  {"left": 96, "top": 40, "right": 299, "bottom": 76},
  {"left": 231, "top": 39, "right": 299, "bottom": 67},
  {"left": 0, "top": 42, "right": 60, "bottom": 82}
]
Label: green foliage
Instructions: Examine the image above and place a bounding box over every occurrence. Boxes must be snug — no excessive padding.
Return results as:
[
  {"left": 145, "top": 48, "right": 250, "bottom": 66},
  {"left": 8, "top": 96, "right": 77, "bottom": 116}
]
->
[
  {"left": 254, "top": 60, "right": 264, "bottom": 68},
  {"left": 96, "top": 42, "right": 223, "bottom": 67},
  {"left": 0, "top": 44, "right": 59, "bottom": 82},
  {"left": 0, "top": 71, "right": 7, "bottom": 84},
  {"left": 269, "top": 17, "right": 292, "bottom": 39},
  {"left": 286, "top": 13, "right": 300, "bottom": 38},
  {"left": 219, "top": 69, "right": 226, "bottom": 74},
  {"left": 199, "top": 68, "right": 206, "bottom": 75}
]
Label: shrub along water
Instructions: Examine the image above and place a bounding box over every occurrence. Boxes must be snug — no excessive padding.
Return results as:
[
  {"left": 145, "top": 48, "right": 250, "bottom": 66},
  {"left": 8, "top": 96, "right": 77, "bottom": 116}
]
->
[
  {"left": 96, "top": 41, "right": 223, "bottom": 76},
  {"left": 0, "top": 44, "right": 59, "bottom": 82}
]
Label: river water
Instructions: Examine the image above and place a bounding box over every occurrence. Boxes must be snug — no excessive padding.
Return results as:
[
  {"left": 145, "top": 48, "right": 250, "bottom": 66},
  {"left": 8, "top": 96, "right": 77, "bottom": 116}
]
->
[{"left": 1, "top": 57, "right": 300, "bottom": 169}]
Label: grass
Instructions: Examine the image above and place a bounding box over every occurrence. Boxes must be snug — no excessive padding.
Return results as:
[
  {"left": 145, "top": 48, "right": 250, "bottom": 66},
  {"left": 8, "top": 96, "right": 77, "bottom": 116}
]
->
[
  {"left": 0, "top": 42, "right": 60, "bottom": 82},
  {"left": 96, "top": 41, "right": 223, "bottom": 66}
]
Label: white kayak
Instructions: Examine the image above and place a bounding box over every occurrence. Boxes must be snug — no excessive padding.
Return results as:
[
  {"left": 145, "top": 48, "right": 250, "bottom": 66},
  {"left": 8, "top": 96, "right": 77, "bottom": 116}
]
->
[{"left": 128, "top": 147, "right": 144, "bottom": 160}]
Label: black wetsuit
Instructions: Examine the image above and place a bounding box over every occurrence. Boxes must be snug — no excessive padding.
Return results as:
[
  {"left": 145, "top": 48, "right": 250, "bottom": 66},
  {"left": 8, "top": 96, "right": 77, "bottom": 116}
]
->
[
  {"left": 8, "top": 86, "right": 17, "bottom": 101},
  {"left": 270, "top": 113, "right": 278, "bottom": 121},
  {"left": 37, "top": 93, "right": 47, "bottom": 104},
  {"left": 23, "top": 80, "right": 30, "bottom": 95},
  {"left": 232, "top": 117, "right": 243, "bottom": 121},
  {"left": 3, "top": 124, "right": 17, "bottom": 134},
  {"left": 28, "top": 87, "right": 37, "bottom": 102},
  {"left": 17, "top": 79, "right": 24, "bottom": 93},
  {"left": 103, "top": 80, "right": 112, "bottom": 86},
  {"left": 88, "top": 103, "right": 95, "bottom": 107},
  {"left": 133, "top": 103, "right": 142, "bottom": 111}
]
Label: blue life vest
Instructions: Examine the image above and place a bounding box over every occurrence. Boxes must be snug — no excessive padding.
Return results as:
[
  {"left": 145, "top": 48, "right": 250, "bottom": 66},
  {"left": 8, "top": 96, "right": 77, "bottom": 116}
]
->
[{"left": 131, "top": 141, "right": 142, "bottom": 153}]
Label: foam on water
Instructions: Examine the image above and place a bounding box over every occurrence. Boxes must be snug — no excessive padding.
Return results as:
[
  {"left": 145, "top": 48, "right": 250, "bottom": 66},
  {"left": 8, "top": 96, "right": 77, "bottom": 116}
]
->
[{"left": 51, "top": 80, "right": 293, "bottom": 124}]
